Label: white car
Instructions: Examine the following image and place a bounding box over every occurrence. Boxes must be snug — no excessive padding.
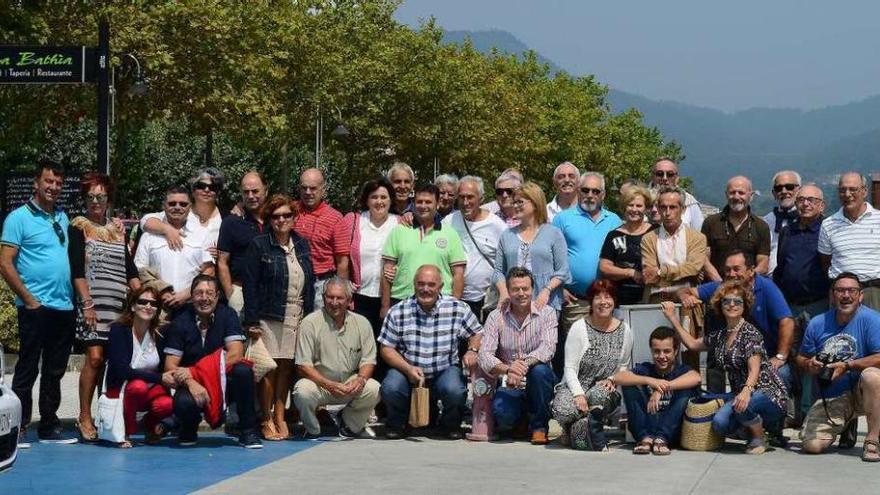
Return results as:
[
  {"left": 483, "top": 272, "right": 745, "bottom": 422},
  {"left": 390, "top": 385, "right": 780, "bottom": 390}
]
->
[{"left": 0, "top": 345, "right": 22, "bottom": 472}]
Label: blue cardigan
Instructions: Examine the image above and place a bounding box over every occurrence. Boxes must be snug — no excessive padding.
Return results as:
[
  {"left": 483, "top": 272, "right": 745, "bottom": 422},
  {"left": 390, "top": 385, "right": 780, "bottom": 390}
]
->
[
  {"left": 492, "top": 224, "right": 571, "bottom": 310},
  {"left": 105, "top": 322, "right": 164, "bottom": 391}
]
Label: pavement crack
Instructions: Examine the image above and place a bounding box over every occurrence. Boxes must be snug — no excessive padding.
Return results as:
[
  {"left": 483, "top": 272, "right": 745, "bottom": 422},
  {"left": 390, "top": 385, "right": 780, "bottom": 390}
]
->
[{"left": 688, "top": 452, "right": 721, "bottom": 495}]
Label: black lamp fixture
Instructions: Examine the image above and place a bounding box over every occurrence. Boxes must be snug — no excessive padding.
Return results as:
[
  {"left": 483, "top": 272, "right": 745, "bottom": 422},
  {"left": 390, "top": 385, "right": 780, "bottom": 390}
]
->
[{"left": 124, "top": 53, "right": 148, "bottom": 96}]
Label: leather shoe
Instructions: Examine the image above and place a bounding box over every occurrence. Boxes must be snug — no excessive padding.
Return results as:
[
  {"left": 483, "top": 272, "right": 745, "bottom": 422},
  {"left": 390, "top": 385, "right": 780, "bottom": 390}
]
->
[
  {"left": 385, "top": 426, "right": 408, "bottom": 440},
  {"left": 530, "top": 430, "right": 549, "bottom": 445}
]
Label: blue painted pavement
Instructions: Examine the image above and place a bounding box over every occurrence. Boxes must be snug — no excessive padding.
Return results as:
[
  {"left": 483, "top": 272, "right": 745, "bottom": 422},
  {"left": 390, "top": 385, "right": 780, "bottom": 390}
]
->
[{"left": 3, "top": 433, "right": 317, "bottom": 494}]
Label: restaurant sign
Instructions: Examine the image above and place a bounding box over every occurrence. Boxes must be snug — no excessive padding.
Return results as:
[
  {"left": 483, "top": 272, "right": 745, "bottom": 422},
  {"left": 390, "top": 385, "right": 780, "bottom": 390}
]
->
[{"left": 0, "top": 46, "right": 96, "bottom": 84}]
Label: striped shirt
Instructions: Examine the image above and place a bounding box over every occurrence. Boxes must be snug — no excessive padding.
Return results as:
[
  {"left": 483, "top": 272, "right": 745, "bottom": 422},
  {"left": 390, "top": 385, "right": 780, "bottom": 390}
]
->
[
  {"left": 294, "top": 201, "right": 349, "bottom": 275},
  {"left": 818, "top": 204, "right": 880, "bottom": 281},
  {"left": 477, "top": 303, "right": 558, "bottom": 374},
  {"left": 378, "top": 295, "right": 482, "bottom": 378}
]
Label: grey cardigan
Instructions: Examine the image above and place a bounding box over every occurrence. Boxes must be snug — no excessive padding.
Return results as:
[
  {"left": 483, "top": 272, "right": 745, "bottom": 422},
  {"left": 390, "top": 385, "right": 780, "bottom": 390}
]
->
[{"left": 493, "top": 224, "right": 571, "bottom": 310}]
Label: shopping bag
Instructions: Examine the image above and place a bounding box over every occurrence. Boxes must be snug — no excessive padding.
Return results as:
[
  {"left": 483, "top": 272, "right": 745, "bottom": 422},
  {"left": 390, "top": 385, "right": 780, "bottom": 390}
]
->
[{"left": 408, "top": 384, "right": 431, "bottom": 428}]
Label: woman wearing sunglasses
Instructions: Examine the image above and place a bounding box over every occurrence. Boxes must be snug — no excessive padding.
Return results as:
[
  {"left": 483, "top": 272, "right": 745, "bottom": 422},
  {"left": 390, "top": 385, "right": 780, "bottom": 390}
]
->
[
  {"left": 242, "top": 194, "right": 315, "bottom": 440},
  {"left": 661, "top": 281, "right": 788, "bottom": 454},
  {"left": 69, "top": 172, "right": 141, "bottom": 442},
  {"left": 104, "top": 286, "right": 172, "bottom": 448}
]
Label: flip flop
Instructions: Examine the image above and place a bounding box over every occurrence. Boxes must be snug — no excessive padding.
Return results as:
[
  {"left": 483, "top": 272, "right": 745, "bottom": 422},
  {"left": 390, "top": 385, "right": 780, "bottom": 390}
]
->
[
  {"left": 652, "top": 438, "right": 671, "bottom": 456},
  {"left": 633, "top": 438, "right": 652, "bottom": 455}
]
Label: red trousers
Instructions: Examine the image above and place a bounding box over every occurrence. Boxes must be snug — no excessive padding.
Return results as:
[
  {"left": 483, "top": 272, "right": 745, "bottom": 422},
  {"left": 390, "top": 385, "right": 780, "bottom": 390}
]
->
[{"left": 119, "top": 380, "right": 173, "bottom": 435}]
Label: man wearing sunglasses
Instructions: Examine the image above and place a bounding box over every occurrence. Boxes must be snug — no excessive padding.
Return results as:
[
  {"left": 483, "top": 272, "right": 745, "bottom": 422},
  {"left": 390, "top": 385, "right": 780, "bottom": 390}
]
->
[
  {"left": 1, "top": 159, "right": 78, "bottom": 445},
  {"left": 134, "top": 186, "right": 215, "bottom": 312},
  {"left": 650, "top": 158, "right": 704, "bottom": 231},
  {"left": 762, "top": 170, "right": 801, "bottom": 274}
]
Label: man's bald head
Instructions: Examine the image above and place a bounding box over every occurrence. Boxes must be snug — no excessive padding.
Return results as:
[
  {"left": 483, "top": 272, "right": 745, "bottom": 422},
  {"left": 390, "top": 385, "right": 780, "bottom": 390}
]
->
[
  {"left": 299, "top": 168, "right": 327, "bottom": 209},
  {"left": 240, "top": 171, "right": 268, "bottom": 213}
]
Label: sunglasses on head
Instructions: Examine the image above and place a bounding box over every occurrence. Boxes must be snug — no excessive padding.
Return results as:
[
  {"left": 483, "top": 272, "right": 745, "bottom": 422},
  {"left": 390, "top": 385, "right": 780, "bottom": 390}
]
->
[
  {"left": 773, "top": 183, "right": 799, "bottom": 193},
  {"left": 167, "top": 201, "right": 190, "bottom": 208},
  {"left": 136, "top": 298, "right": 160, "bottom": 308},
  {"left": 192, "top": 182, "right": 219, "bottom": 192},
  {"left": 495, "top": 188, "right": 516, "bottom": 197},
  {"left": 721, "top": 296, "right": 744, "bottom": 307},
  {"left": 580, "top": 187, "right": 602, "bottom": 196},
  {"left": 271, "top": 212, "right": 294, "bottom": 220},
  {"left": 654, "top": 170, "right": 677, "bottom": 178}
]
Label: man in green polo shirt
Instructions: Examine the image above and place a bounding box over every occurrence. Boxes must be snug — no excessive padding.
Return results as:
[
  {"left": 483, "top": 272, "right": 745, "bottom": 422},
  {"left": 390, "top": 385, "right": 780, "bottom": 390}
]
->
[{"left": 380, "top": 183, "right": 466, "bottom": 317}]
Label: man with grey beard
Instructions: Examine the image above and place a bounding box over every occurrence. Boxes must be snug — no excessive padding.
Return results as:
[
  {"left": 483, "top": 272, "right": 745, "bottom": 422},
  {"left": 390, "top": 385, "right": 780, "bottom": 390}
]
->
[{"left": 701, "top": 176, "right": 771, "bottom": 280}]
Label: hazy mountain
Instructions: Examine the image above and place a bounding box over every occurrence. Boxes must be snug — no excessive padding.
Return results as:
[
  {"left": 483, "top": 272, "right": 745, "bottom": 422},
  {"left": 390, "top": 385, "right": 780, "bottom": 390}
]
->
[{"left": 442, "top": 29, "right": 880, "bottom": 210}]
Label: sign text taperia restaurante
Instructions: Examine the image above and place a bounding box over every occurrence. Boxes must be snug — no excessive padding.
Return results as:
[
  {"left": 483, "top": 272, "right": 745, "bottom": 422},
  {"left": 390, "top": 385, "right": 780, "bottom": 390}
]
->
[{"left": 0, "top": 46, "right": 95, "bottom": 84}]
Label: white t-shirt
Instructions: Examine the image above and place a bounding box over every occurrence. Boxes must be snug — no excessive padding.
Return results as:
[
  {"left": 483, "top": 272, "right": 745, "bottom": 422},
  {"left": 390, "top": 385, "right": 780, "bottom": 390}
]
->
[
  {"left": 141, "top": 209, "right": 221, "bottom": 245},
  {"left": 357, "top": 212, "right": 398, "bottom": 298},
  {"left": 443, "top": 210, "right": 507, "bottom": 302},
  {"left": 134, "top": 219, "right": 214, "bottom": 293}
]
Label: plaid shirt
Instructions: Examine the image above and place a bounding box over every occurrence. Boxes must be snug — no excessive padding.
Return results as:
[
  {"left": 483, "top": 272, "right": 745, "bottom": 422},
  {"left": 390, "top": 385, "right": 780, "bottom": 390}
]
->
[
  {"left": 477, "top": 303, "right": 558, "bottom": 374},
  {"left": 378, "top": 295, "right": 482, "bottom": 378}
]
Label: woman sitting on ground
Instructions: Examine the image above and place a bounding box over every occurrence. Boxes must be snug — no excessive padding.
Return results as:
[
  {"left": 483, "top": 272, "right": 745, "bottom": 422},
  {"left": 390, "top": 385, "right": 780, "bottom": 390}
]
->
[
  {"left": 105, "top": 286, "right": 172, "bottom": 448},
  {"left": 662, "top": 281, "right": 788, "bottom": 454},
  {"left": 551, "top": 279, "right": 633, "bottom": 451}
]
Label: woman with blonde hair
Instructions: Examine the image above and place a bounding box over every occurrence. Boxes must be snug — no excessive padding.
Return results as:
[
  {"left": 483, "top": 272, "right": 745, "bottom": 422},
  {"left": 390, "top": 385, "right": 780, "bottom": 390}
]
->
[{"left": 600, "top": 184, "right": 655, "bottom": 305}]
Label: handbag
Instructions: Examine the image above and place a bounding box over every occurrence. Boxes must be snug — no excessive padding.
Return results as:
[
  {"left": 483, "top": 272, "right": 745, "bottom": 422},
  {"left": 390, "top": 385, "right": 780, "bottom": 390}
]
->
[
  {"left": 245, "top": 336, "right": 277, "bottom": 382},
  {"left": 408, "top": 383, "right": 431, "bottom": 428},
  {"left": 680, "top": 394, "right": 726, "bottom": 451},
  {"left": 95, "top": 366, "right": 127, "bottom": 444}
]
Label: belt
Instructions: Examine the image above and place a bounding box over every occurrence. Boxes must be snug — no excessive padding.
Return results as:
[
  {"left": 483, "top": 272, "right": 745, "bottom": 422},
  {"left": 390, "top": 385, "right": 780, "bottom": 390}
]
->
[
  {"left": 789, "top": 295, "right": 825, "bottom": 306},
  {"left": 316, "top": 271, "right": 337, "bottom": 281}
]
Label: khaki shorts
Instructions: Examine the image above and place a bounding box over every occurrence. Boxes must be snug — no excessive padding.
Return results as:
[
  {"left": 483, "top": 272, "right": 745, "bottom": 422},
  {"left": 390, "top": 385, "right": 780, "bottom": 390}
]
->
[{"left": 800, "top": 369, "right": 875, "bottom": 442}]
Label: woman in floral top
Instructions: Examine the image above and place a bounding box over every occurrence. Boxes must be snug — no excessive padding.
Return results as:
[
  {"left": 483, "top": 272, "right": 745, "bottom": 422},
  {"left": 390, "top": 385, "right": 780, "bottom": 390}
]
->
[{"left": 662, "top": 280, "right": 787, "bottom": 454}]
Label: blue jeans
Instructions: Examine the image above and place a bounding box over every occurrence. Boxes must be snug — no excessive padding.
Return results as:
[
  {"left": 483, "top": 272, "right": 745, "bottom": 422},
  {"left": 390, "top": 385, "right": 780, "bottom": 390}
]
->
[
  {"left": 381, "top": 366, "right": 467, "bottom": 430},
  {"left": 622, "top": 385, "right": 697, "bottom": 444},
  {"left": 492, "top": 364, "right": 556, "bottom": 432},
  {"left": 711, "top": 390, "right": 785, "bottom": 437}
]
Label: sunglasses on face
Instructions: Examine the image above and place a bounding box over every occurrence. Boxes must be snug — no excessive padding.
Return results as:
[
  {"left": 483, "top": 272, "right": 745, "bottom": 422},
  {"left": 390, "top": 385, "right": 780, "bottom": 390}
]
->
[
  {"left": 166, "top": 201, "right": 190, "bottom": 208},
  {"left": 654, "top": 170, "right": 677, "bottom": 178},
  {"left": 86, "top": 193, "right": 108, "bottom": 203},
  {"left": 580, "top": 187, "right": 602, "bottom": 196},
  {"left": 271, "top": 212, "right": 294, "bottom": 220},
  {"left": 721, "top": 297, "right": 744, "bottom": 307},
  {"left": 495, "top": 188, "right": 516, "bottom": 197},
  {"left": 136, "top": 298, "right": 160, "bottom": 308},
  {"left": 192, "top": 182, "right": 219, "bottom": 192},
  {"left": 773, "top": 183, "right": 799, "bottom": 193},
  {"left": 52, "top": 221, "right": 66, "bottom": 245}
]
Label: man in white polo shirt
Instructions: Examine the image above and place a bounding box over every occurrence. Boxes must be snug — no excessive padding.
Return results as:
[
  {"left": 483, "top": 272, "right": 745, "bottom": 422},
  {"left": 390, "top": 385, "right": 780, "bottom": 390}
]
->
[
  {"left": 546, "top": 162, "right": 580, "bottom": 223},
  {"left": 818, "top": 172, "right": 880, "bottom": 310}
]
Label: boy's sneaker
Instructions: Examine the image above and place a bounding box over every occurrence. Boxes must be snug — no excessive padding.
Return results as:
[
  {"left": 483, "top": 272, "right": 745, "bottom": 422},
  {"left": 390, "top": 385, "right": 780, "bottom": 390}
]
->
[
  {"left": 239, "top": 430, "right": 263, "bottom": 449},
  {"left": 336, "top": 420, "right": 359, "bottom": 440},
  {"left": 297, "top": 430, "right": 321, "bottom": 441},
  {"left": 38, "top": 425, "right": 78, "bottom": 444},
  {"left": 178, "top": 432, "right": 198, "bottom": 447}
]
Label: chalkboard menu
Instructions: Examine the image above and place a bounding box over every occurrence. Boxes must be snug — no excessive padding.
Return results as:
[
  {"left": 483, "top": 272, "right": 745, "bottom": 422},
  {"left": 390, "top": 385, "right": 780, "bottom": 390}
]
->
[{"left": 1, "top": 172, "right": 84, "bottom": 222}]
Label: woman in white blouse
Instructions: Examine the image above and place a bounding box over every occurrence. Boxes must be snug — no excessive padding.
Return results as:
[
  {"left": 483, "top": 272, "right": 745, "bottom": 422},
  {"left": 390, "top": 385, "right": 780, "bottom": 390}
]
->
[
  {"left": 342, "top": 178, "right": 399, "bottom": 380},
  {"left": 105, "top": 286, "right": 172, "bottom": 448}
]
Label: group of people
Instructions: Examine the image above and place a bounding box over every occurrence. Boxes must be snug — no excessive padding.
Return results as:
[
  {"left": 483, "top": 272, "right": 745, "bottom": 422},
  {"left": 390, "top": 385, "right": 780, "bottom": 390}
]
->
[{"left": 2, "top": 156, "right": 879, "bottom": 463}]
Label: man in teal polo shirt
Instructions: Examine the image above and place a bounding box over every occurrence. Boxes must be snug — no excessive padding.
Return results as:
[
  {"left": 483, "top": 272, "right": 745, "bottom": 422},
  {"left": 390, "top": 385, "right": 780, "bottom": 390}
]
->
[
  {"left": 381, "top": 183, "right": 466, "bottom": 317},
  {"left": 552, "top": 172, "right": 622, "bottom": 373},
  {"left": 0, "top": 160, "right": 77, "bottom": 446}
]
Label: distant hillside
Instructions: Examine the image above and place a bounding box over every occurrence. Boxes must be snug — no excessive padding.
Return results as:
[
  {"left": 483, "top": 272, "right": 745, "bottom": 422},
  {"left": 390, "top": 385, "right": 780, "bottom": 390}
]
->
[{"left": 442, "top": 29, "right": 880, "bottom": 211}]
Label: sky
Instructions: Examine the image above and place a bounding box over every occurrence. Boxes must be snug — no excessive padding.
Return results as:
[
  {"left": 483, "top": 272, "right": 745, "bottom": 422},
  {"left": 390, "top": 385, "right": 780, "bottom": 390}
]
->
[{"left": 395, "top": 0, "right": 880, "bottom": 112}]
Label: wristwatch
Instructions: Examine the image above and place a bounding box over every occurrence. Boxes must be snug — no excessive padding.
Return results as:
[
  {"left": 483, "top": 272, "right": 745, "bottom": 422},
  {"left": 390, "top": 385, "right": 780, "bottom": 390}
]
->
[
  {"left": 774, "top": 353, "right": 786, "bottom": 361},
  {"left": 467, "top": 347, "right": 479, "bottom": 353}
]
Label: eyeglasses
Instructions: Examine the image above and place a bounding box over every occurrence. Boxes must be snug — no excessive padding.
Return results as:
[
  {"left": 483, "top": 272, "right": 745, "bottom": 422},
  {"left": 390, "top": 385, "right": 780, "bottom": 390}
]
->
[
  {"left": 495, "top": 188, "right": 516, "bottom": 197},
  {"left": 166, "top": 201, "right": 190, "bottom": 208},
  {"left": 773, "top": 183, "right": 799, "bottom": 193},
  {"left": 721, "top": 297, "right": 744, "bottom": 307},
  {"left": 192, "top": 290, "right": 217, "bottom": 299},
  {"left": 795, "top": 196, "right": 823, "bottom": 205},
  {"left": 654, "top": 170, "right": 677, "bottom": 178},
  {"left": 839, "top": 186, "right": 864, "bottom": 194},
  {"left": 271, "top": 212, "right": 294, "bottom": 220},
  {"left": 136, "top": 298, "right": 160, "bottom": 308},
  {"left": 580, "top": 187, "right": 602, "bottom": 196},
  {"left": 192, "top": 182, "right": 219, "bottom": 192},
  {"left": 832, "top": 287, "right": 861, "bottom": 296},
  {"left": 86, "top": 193, "right": 108, "bottom": 203}
]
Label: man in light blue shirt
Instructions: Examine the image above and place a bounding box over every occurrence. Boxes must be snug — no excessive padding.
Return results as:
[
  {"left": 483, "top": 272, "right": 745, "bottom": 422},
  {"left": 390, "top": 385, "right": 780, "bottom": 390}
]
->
[
  {"left": 552, "top": 172, "right": 622, "bottom": 373},
  {"left": 0, "top": 160, "right": 77, "bottom": 446}
]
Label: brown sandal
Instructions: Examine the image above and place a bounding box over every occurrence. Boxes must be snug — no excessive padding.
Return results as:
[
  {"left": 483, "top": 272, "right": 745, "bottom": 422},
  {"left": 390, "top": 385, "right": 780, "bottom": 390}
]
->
[
  {"left": 652, "top": 438, "right": 671, "bottom": 456},
  {"left": 275, "top": 417, "right": 290, "bottom": 439},
  {"left": 862, "top": 439, "right": 880, "bottom": 462},
  {"left": 76, "top": 420, "right": 98, "bottom": 442},
  {"left": 262, "top": 420, "right": 283, "bottom": 441},
  {"left": 633, "top": 438, "right": 652, "bottom": 455}
]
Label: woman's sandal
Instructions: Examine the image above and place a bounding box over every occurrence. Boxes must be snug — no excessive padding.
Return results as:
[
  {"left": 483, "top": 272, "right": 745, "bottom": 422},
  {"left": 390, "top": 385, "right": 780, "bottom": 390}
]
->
[
  {"left": 262, "top": 420, "right": 283, "bottom": 441},
  {"left": 119, "top": 440, "right": 133, "bottom": 449},
  {"left": 76, "top": 420, "right": 98, "bottom": 442},
  {"left": 275, "top": 417, "right": 291, "bottom": 440},
  {"left": 861, "top": 439, "right": 880, "bottom": 462},
  {"left": 144, "top": 423, "right": 168, "bottom": 445},
  {"left": 633, "top": 438, "right": 653, "bottom": 455},
  {"left": 652, "top": 439, "right": 672, "bottom": 456}
]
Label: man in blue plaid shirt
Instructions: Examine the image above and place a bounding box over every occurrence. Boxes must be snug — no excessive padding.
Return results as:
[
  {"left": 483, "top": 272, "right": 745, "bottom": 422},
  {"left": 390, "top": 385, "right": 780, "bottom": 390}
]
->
[{"left": 379, "top": 264, "right": 483, "bottom": 439}]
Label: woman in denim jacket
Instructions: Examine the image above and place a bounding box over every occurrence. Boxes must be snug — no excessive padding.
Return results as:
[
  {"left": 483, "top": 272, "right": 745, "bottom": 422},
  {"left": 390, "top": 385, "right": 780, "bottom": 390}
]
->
[{"left": 242, "top": 194, "right": 315, "bottom": 440}]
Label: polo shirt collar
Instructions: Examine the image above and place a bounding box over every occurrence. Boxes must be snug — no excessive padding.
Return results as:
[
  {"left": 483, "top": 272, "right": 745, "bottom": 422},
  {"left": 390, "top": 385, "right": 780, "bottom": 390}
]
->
[
  {"left": 321, "top": 308, "right": 349, "bottom": 332},
  {"left": 412, "top": 295, "right": 444, "bottom": 316},
  {"left": 301, "top": 200, "right": 327, "bottom": 214},
  {"left": 411, "top": 214, "right": 443, "bottom": 231},
  {"left": 834, "top": 203, "right": 878, "bottom": 223},
  {"left": 796, "top": 215, "right": 823, "bottom": 233},
  {"left": 26, "top": 198, "right": 62, "bottom": 216},
  {"left": 575, "top": 204, "right": 609, "bottom": 222}
]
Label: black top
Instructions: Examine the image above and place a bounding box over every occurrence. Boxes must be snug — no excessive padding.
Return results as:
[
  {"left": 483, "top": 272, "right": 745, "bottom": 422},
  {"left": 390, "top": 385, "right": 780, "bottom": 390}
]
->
[
  {"left": 599, "top": 226, "right": 656, "bottom": 305},
  {"left": 163, "top": 303, "right": 246, "bottom": 367},
  {"left": 105, "top": 322, "right": 165, "bottom": 391},
  {"left": 217, "top": 213, "right": 263, "bottom": 282}
]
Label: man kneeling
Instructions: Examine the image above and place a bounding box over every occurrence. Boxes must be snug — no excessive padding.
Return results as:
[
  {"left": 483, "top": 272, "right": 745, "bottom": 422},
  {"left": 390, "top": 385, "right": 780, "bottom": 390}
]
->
[
  {"left": 293, "top": 278, "right": 380, "bottom": 439},
  {"left": 612, "top": 326, "right": 700, "bottom": 455},
  {"left": 478, "top": 267, "right": 557, "bottom": 444}
]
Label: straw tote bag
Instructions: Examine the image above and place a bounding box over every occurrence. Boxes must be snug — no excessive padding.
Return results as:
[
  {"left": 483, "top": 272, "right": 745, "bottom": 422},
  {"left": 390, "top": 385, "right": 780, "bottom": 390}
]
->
[
  {"left": 680, "top": 395, "right": 726, "bottom": 451},
  {"left": 245, "top": 337, "right": 277, "bottom": 382}
]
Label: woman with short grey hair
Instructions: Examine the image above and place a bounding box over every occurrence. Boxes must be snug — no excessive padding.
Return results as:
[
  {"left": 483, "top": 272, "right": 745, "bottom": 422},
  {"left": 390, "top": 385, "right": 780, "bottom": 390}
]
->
[{"left": 434, "top": 174, "right": 459, "bottom": 219}]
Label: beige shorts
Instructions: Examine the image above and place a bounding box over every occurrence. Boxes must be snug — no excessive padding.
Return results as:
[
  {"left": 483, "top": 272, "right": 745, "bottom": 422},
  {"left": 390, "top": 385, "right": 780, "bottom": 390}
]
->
[
  {"left": 800, "top": 368, "right": 876, "bottom": 442},
  {"left": 228, "top": 284, "right": 244, "bottom": 314}
]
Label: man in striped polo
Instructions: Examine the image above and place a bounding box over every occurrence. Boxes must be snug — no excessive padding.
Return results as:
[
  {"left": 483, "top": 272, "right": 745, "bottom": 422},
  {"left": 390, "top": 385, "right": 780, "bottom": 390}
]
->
[
  {"left": 819, "top": 172, "right": 880, "bottom": 310},
  {"left": 294, "top": 168, "right": 350, "bottom": 310}
]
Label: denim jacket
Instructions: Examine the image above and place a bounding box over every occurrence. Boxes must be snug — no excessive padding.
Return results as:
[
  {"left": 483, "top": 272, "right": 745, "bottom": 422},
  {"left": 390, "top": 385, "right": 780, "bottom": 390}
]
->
[{"left": 242, "top": 232, "right": 315, "bottom": 325}]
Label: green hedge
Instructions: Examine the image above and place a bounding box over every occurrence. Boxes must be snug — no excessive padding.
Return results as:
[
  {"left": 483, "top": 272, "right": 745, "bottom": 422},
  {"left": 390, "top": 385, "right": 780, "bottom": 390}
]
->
[{"left": 0, "top": 280, "right": 18, "bottom": 353}]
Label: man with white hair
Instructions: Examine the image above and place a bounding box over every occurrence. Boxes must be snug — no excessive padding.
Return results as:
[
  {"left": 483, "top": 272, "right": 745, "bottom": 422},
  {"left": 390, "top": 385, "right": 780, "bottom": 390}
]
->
[
  {"left": 701, "top": 175, "right": 771, "bottom": 279},
  {"left": 762, "top": 170, "right": 802, "bottom": 274},
  {"left": 443, "top": 175, "right": 507, "bottom": 321},
  {"left": 547, "top": 162, "right": 580, "bottom": 222},
  {"left": 387, "top": 162, "right": 416, "bottom": 215},
  {"left": 651, "top": 157, "right": 704, "bottom": 231}
]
